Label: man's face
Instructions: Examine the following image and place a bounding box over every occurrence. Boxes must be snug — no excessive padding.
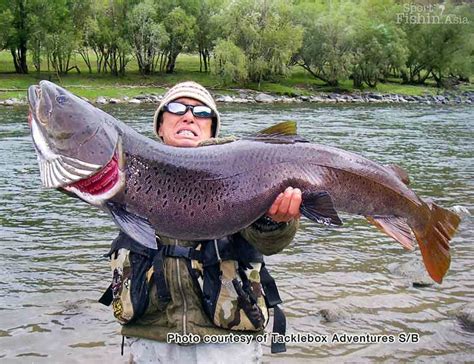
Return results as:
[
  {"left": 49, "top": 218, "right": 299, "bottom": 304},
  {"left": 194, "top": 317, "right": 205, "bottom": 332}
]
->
[{"left": 158, "top": 97, "right": 213, "bottom": 147}]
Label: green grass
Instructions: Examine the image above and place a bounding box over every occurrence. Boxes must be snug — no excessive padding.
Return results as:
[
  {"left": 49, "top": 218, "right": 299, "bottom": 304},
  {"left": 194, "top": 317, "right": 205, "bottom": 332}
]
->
[
  {"left": 0, "top": 52, "right": 225, "bottom": 100},
  {"left": 369, "top": 82, "right": 437, "bottom": 96},
  {"left": 0, "top": 51, "right": 465, "bottom": 101},
  {"left": 459, "top": 82, "right": 474, "bottom": 93}
]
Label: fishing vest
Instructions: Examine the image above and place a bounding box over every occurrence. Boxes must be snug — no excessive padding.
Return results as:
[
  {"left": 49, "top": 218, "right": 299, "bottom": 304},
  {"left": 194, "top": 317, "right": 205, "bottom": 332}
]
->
[{"left": 99, "top": 232, "right": 287, "bottom": 354}]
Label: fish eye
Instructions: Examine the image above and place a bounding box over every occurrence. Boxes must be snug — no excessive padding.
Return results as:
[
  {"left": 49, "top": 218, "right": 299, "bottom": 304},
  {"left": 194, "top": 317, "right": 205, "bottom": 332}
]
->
[{"left": 56, "top": 95, "right": 68, "bottom": 104}]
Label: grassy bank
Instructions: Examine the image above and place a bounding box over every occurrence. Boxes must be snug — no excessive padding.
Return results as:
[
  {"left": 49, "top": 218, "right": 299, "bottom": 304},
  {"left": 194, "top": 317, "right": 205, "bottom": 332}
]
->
[{"left": 0, "top": 51, "right": 467, "bottom": 101}]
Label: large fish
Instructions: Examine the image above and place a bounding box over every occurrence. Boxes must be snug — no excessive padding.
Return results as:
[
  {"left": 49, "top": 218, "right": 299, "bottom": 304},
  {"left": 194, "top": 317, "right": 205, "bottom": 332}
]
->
[{"left": 27, "top": 81, "right": 460, "bottom": 283}]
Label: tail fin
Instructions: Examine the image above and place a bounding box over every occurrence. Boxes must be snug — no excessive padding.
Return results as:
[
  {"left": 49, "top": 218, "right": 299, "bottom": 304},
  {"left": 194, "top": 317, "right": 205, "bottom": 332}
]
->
[{"left": 413, "top": 203, "right": 461, "bottom": 283}]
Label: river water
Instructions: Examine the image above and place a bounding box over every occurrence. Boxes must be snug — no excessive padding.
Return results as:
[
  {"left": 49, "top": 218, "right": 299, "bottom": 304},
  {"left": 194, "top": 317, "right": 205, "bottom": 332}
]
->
[{"left": 0, "top": 103, "right": 472, "bottom": 363}]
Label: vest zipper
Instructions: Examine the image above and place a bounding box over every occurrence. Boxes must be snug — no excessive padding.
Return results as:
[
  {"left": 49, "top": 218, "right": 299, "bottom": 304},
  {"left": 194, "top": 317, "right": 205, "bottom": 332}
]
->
[{"left": 175, "top": 239, "right": 188, "bottom": 335}]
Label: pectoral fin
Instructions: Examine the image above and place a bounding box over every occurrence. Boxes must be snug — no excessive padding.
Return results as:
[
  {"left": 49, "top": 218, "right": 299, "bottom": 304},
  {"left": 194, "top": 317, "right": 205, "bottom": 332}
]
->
[
  {"left": 106, "top": 202, "right": 157, "bottom": 250},
  {"left": 300, "top": 191, "right": 343, "bottom": 226},
  {"left": 366, "top": 216, "right": 415, "bottom": 250}
]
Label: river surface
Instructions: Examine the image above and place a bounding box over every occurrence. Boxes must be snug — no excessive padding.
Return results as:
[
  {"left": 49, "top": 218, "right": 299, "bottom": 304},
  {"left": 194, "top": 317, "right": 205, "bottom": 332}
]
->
[{"left": 0, "top": 103, "right": 472, "bottom": 363}]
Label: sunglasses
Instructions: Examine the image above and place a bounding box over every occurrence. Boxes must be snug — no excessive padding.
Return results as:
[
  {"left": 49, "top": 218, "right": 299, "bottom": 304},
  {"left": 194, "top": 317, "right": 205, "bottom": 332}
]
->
[{"left": 164, "top": 102, "right": 214, "bottom": 118}]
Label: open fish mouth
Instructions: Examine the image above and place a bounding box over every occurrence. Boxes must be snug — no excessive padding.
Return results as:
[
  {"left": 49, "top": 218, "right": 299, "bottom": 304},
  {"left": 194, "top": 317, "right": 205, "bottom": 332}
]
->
[
  {"left": 30, "top": 113, "right": 122, "bottom": 200},
  {"left": 66, "top": 153, "right": 120, "bottom": 195},
  {"left": 61, "top": 148, "right": 124, "bottom": 205}
]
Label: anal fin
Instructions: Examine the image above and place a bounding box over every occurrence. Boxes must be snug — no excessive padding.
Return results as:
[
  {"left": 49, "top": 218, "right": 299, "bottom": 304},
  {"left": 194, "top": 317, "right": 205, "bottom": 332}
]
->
[
  {"left": 106, "top": 202, "right": 157, "bottom": 250},
  {"left": 366, "top": 216, "right": 415, "bottom": 250},
  {"left": 300, "top": 191, "right": 342, "bottom": 226}
]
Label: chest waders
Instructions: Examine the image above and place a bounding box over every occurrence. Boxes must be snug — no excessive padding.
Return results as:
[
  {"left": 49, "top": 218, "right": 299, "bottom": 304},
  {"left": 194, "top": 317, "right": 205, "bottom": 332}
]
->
[{"left": 100, "top": 232, "right": 287, "bottom": 354}]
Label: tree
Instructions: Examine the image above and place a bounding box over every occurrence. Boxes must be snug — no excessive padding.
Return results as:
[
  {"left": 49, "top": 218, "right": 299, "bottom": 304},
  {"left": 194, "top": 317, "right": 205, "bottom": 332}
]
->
[
  {"left": 127, "top": 0, "right": 168, "bottom": 75},
  {"left": 161, "top": 7, "right": 196, "bottom": 73},
  {"left": 351, "top": 23, "right": 407, "bottom": 87},
  {"left": 0, "top": 8, "right": 14, "bottom": 60},
  {"left": 27, "top": 10, "right": 45, "bottom": 72},
  {"left": 213, "top": 39, "right": 248, "bottom": 84},
  {"left": 350, "top": 0, "right": 408, "bottom": 88},
  {"left": 69, "top": 0, "right": 94, "bottom": 74},
  {"left": 292, "top": 1, "right": 355, "bottom": 86},
  {"left": 86, "top": 0, "right": 133, "bottom": 76},
  {"left": 219, "top": 0, "right": 302, "bottom": 85},
  {"left": 0, "top": 9, "right": 11, "bottom": 44},
  {"left": 401, "top": 1, "right": 473, "bottom": 87},
  {"left": 428, "top": 18, "right": 473, "bottom": 87},
  {"left": 75, "top": 16, "right": 97, "bottom": 74},
  {"left": 194, "top": 0, "right": 226, "bottom": 72},
  {"left": 44, "top": 27, "right": 80, "bottom": 75},
  {"left": 1, "top": 0, "right": 91, "bottom": 75},
  {"left": 0, "top": 0, "right": 31, "bottom": 73},
  {"left": 42, "top": 0, "right": 82, "bottom": 75}
]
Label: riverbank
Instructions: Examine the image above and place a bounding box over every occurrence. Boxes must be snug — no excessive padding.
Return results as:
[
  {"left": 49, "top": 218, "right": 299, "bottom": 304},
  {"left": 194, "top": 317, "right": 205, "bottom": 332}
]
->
[
  {"left": 3, "top": 52, "right": 474, "bottom": 107},
  {"left": 2, "top": 87, "right": 473, "bottom": 106}
]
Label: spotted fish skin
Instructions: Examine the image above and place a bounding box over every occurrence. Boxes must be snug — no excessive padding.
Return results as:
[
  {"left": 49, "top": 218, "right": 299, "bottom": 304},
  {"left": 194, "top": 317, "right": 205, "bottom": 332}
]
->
[
  {"left": 27, "top": 81, "right": 460, "bottom": 283},
  {"left": 114, "top": 134, "right": 412, "bottom": 241}
]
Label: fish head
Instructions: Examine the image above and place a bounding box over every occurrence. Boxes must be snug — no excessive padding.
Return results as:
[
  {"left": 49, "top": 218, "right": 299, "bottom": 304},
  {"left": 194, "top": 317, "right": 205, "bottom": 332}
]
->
[{"left": 28, "top": 81, "right": 123, "bottom": 205}]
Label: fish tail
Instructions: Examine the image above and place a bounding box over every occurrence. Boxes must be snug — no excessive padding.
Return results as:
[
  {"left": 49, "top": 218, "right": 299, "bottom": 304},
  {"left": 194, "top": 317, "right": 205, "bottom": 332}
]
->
[{"left": 413, "top": 203, "right": 461, "bottom": 283}]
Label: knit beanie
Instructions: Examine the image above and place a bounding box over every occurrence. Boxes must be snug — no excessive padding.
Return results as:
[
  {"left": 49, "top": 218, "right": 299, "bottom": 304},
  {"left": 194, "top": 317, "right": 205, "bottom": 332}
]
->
[{"left": 153, "top": 81, "right": 221, "bottom": 139}]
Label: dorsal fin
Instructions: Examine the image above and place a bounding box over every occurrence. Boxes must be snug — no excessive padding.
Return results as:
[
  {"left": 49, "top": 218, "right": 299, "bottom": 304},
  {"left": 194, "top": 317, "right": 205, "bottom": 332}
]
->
[
  {"left": 257, "top": 121, "right": 298, "bottom": 136},
  {"left": 385, "top": 164, "right": 410, "bottom": 185},
  {"left": 245, "top": 121, "right": 309, "bottom": 144}
]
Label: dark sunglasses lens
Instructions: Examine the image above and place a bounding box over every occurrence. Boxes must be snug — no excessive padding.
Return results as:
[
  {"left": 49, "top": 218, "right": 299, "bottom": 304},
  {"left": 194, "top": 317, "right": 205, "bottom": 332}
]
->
[
  {"left": 166, "top": 102, "right": 187, "bottom": 115},
  {"left": 193, "top": 106, "right": 213, "bottom": 117}
]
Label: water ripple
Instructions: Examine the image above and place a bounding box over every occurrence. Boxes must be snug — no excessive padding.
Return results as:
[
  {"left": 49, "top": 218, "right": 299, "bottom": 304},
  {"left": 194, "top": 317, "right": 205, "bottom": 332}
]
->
[{"left": 1, "top": 104, "right": 473, "bottom": 362}]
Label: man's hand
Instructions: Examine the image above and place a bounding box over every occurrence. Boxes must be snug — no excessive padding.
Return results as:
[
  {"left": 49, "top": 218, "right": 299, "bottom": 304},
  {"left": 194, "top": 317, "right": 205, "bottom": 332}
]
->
[{"left": 267, "top": 187, "right": 302, "bottom": 223}]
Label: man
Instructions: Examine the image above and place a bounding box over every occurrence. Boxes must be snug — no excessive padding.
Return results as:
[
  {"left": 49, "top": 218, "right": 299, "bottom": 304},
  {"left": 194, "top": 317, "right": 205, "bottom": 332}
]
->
[{"left": 108, "top": 82, "right": 301, "bottom": 363}]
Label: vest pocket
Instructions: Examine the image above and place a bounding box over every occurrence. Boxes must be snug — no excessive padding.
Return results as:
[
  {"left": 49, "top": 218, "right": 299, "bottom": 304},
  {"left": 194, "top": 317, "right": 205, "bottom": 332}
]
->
[
  {"left": 100, "top": 232, "right": 159, "bottom": 324},
  {"left": 198, "top": 240, "right": 269, "bottom": 331},
  {"left": 109, "top": 248, "right": 153, "bottom": 324}
]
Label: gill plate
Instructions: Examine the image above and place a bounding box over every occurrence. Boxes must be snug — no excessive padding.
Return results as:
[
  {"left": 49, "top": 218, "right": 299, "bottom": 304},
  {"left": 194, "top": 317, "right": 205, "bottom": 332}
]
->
[{"left": 31, "top": 117, "right": 102, "bottom": 188}]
